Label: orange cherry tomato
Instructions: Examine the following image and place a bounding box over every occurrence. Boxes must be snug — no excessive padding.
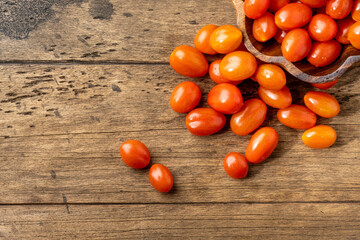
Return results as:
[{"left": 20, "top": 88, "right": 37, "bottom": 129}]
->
[
  {"left": 258, "top": 86, "right": 292, "bottom": 109},
  {"left": 348, "top": 21, "right": 360, "bottom": 49},
  {"left": 299, "top": 0, "right": 326, "bottom": 8},
  {"left": 352, "top": 0, "right": 360, "bottom": 21},
  {"left": 274, "top": 29, "right": 287, "bottom": 43},
  {"left": 120, "top": 140, "right": 150, "bottom": 169},
  {"left": 209, "top": 60, "right": 243, "bottom": 85},
  {"left": 219, "top": 51, "right": 258, "bottom": 81},
  {"left": 223, "top": 152, "right": 249, "bottom": 179},
  {"left": 302, "top": 125, "right": 337, "bottom": 149},
  {"left": 194, "top": 24, "right": 218, "bottom": 55},
  {"left": 308, "top": 14, "right": 338, "bottom": 42},
  {"left": 149, "top": 164, "right": 173, "bottom": 193},
  {"left": 209, "top": 25, "right": 243, "bottom": 54},
  {"left": 275, "top": 3, "right": 312, "bottom": 31},
  {"left": 170, "top": 81, "right": 201, "bottom": 113},
  {"left": 230, "top": 99, "right": 267, "bottom": 136},
  {"left": 253, "top": 64, "right": 286, "bottom": 90},
  {"left": 186, "top": 108, "right": 226, "bottom": 136},
  {"left": 335, "top": 18, "right": 356, "bottom": 44},
  {"left": 269, "top": 0, "right": 289, "bottom": 13},
  {"left": 277, "top": 105, "right": 317, "bottom": 129},
  {"left": 311, "top": 79, "right": 338, "bottom": 90},
  {"left": 326, "top": 0, "right": 353, "bottom": 19},
  {"left": 253, "top": 12, "right": 278, "bottom": 42},
  {"left": 281, "top": 28, "right": 311, "bottom": 62},
  {"left": 169, "top": 45, "right": 208, "bottom": 78},
  {"left": 207, "top": 83, "right": 243, "bottom": 114},
  {"left": 245, "top": 127, "right": 279, "bottom": 164},
  {"left": 244, "top": 0, "right": 270, "bottom": 19},
  {"left": 304, "top": 91, "right": 340, "bottom": 118},
  {"left": 307, "top": 40, "right": 342, "bottom": 67}
]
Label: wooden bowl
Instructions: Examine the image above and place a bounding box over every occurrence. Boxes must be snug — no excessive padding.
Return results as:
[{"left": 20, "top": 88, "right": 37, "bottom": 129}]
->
[{"left": 232, "top": 0, "right": 360, "bottom": 83}]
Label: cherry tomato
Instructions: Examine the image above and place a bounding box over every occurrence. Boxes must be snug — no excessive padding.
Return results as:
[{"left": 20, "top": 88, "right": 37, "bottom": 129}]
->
[
  {"left": 207, "top": 83, "right": 243, "bottom": 114},
  {"left": 326, "top": 0, "right": 353, "bottom": 19},
  {"left": 311, "top": 79, "right": 338, "bottom": 90},
  {"left": 170, "top": 81, "right": 201, "bottom": 113},
  {"left": 194, "top": 24, "right": 218, "bottom": 55},
  {"left": 186, "top": 108, "right": 226, "bottom": 136},
  {"left": 302, "top": 125, "right": 337, "bottom": 149},
  {"left": 209, "top": 25, "right": 243, "bottom": 54},
  {"left": 120, "top": 140, "right": 150, "bottom": 169},
  {"left": 299, "top": 0, "right": 326, "bottom": 8},
  {"left": 223, "top": 152, "right": 249, "bottom": 179},
  {"left": 219, "top": 51, "right": 258, "bottom": 81},
  {"left": 230, "top": 99, "right": 267, "bottom": 136},
  {"left": 348, "top": 21, "right": 360, "bottom": 49},
  {"left": 308, "top": 14, "right": 337, "bottom": 42},
  {"left": 335, "top": 18, "right": 356, "bottom": 44},
  {"left": 253, "top": 64, "right": 286, "bottom": 90},
  {"left": 269, "top": 0, "right": 289, "bottom": 13},
  {"left": 304, "top": 91, "right": 340, "bottom": 118},
  {"left": 352, "top": 0, "right": 360, "bottom": 21},
  {"left": 209, "top": 60, "right": 243, "bottom": 85},
  {"left": 149, "top": 164, "right": 173, "bottom": 193},
  {"left": 281, "top": 28, "right": 311, "bottom": 62},
  {"left": 244, "top": 0, "right": 270, "bottom": 19},
  {"left": 307, "top": 40, "right": 342, "bottom": 67},
  {"left": 169, "top": 45, "right": 208, "bottom": 78},
  {"left": 253, "top": 12, "right": 278, "bottom": 42},
  {"left": 275, "top": 3, "right": 312, "bottom": 31},
  {"left": 258, "top": 86, "right": 292, "bottom": 109},
  {"left": 277, "top": 105, "right": 317, "bottom": 129},
  {"left": 245, "top": 127, "right": 279, "bottom": 164},
  {"left": 274, "top": 29, "right": 287, "bottom": 43}
]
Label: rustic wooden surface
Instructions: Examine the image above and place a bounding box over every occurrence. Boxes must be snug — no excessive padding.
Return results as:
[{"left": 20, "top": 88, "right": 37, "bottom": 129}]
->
[{"left": 0, "top": 0, "right": 359, "bottom": 239}]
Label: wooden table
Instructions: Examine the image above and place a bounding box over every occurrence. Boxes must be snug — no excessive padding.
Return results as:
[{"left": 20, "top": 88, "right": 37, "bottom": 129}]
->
[{"left": 0, "top": 0, "right": 359, "bottom": 239}]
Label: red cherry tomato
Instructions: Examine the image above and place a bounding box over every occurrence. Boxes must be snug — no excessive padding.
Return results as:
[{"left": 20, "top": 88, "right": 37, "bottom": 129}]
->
[
  {"left": 120, "top": 140, "right": 150, "bottom": 169},
  {"left": 275, "top": 3, "right": 312, "bottom": 31},
  {"left": 352, "top": 0, "right": 360, "bottom": 21},
  {"left": 253, "top": 12, "right": 278, "bottom": 42},
  {"left": 277, "top": 105, "right": 317, "bottom": 129},
  {"left": 220, "top": 51, "right": 258, "bottom": 81},
  {"left": 245, "top": 127, "right": 279, "bottom": 164},
  {"left": 149, "top": 164, "right": 173, "bottom": 193},
  {"left": 244, "top": 0, "right": 270, "bottom": 19},
  {"left": 170, "top": 81, "right": 201, "bottom": 113},
  {"left": 209, "top": 60, "right": 243, "bottom": 85},
  {"left": 230, "top": 99, "right": 267, "bottom": 136},
  {"left": 207, "top": 83, "right": 243, "bottom": 114},
  {"left": 194, "top": 24, "right": 218, "bottom": 55},
  {"left": 169, "top": 45, "right": 208, "bottom": 78},
  {"left": 269, "top": 0, "right": 289, "bottom": 13},
  {"left": 209, "top": 25, "right": 243, "bottom": 54},
  {"left": 302, "top": 125, "right": 337, "bottom": 149},
  {"left": 348, "top": 21, "right": 360, "bottom": 49},
  {"left": 326, "top": 0, "right": 353, "bottom": 19},
  {"left": 304, "top": 91, "right": 340, "bottom": 118},
  {"left": 274, "top": 29, "right": 287, "bottom": 43},
  {"left": 311, "top": 79, "right": 338, "bottom": 90},
  {"left": 281, "top": 28, "right": 311, "bottom": 62},
  {"left": 258, "top": 86, "right": 292, "bottom": 109},
  {"left": 299, "top": 0, "right": 326, "bottom": 8},
  {"left": 186, "top": 108, "right": 226, "bottom": 136},
  {"left": 335, "top": 18, "right": 356, "bottom": 44},
  {"left": 253, "top": 64, "right": 286, "bottom": 90},
  {"left": 223, "top": 152, "right": 249, "bottom": 179},
  {"left": 307, "top": 40, "right": 342, "bottom": 67},
  {"left": 308, "top": 14, "right": 338, "bottom": 42}
]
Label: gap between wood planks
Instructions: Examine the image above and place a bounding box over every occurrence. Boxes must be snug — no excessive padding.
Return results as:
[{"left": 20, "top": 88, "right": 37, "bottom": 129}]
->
[{"left": 0, "top": 60, "right": 169, "bottom": 65}]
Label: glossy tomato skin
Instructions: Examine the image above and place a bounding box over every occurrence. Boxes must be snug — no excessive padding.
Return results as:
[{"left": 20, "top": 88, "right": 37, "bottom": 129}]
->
[
  {"left": 169, "top": 45, "right": 209, "bottom": 78},
  {"left": 186, "top": 108, "right": 226, "bottom": 136},
  {"left": 275, "top": 3, "right": 312, "bottom": 31},
  {"left": 307, "top": 40, "right": 342, "bottom": 67},
  {"left": 207, "top": 83, "right": 243, "bottom": 114},
  {"left": 335, "top": 18, "right": 356, "bottom": 44},
  {"left": 308, "top": 14, "right": 337, "bottom": 42},
  {"left": 258, "top": 86, "right": 292, "bottom": 109},
  {"left": 223, "top": 152, "right": 249, "bottom": 179},
  {"left": 253, "top": 12, "right": 278, "bottom": 42},
  {"left": 209, "top": 25, "right": 243, "bottom": 54},
  {"left": 194, "top": 24, "right": 218, "bottom": 55},
  {"left": 304, "top": 91, "right": 340, "bottom": 118},
  {"left": 277, "top": 105, "right": 317, "bottom": 129},
  {"left": 149, "top": 164, "right": 173, "bottom": 193},
  {"left": 274, "top": 29, "right": 287, "bottom": 43},
  {"left": 245, "top": 127, "right": 279, "bottom": 164},
  {"left": 348, "top": 21, "right": 360, "bottom": 49},
  {"left": 299, "top": 0, "right": 326, "bottom": 8},
  {"left": 352, "top": 0, "right": 360, "bottom": 21},
  {"left": 120, "top": 140, "right": 150, "bottom": 169},
  {"left": 253, "top": 64, "right": 286, "bottom": 90},
  {"left": 269, "top": 0, "right": 289, "bottom": 13},
  {"left": 311, "top": 79, "right": 338, "bottom": 90},
  {"left": 220, "top": 51, "right": 258, "bottom": 81},
  {"left": 281, "top": 28, "right": 311, "bottom": 62},
  {"left": 170, "top": 81, "right": 201, "bottom": 113},
  {"left": 209, "top": 60, "right": 243, "bottom": 85},
  {"left": 326, "top": 0, "right": 353, "bottom": 19},
  {"left": 230, "top": 99, "right": 267, "bottom": 136},
  {"left": 302, "top": 125, "right": 337, "bottom": 149},
  {"left": 244, "top": 0, "right": 270, "bottom": 19}
]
